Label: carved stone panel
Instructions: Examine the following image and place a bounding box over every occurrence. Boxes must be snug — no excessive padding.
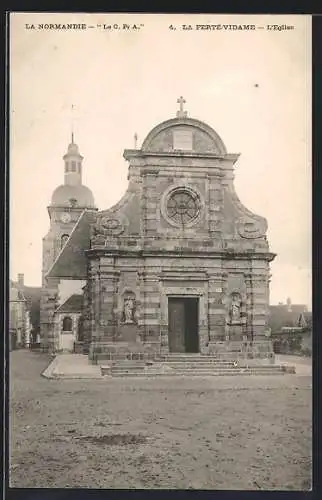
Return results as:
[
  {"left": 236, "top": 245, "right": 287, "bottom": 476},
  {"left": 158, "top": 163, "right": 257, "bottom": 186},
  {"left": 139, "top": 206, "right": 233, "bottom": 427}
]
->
[
  {"left": 92, "top": 213, "right": 130, "bottom": 244},
  {"left": 100, "top": 217, "right": 124, "bottom": 235},
  {"left": 237, "top": 217, "right": 267, "bottom": 239}
]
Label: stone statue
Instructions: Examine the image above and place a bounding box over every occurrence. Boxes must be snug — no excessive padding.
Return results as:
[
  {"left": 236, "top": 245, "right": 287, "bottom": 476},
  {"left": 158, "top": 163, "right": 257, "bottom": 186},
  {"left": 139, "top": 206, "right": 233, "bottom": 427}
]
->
[
  {"left": 229, "top": 292, "right": 242, "bottom": 325},
  {"left": 123, "top": 297, "right": 135, "bottom": 324}
]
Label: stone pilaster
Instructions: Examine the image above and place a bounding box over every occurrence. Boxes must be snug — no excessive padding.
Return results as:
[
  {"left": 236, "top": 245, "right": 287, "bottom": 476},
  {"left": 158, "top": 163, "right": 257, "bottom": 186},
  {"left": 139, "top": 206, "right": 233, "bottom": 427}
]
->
[
  {"left": 90, "top": 259, "right": 102, "bottom": 342},
  {"left": 141, "top": 170, "right": 159, "bottom": 237},
  {"left": 138, "top": 272, "right": 161, "bottom": 344},
  {"left": 244, "top": 271, "right": 254, "bottom": 340},
  {"left": 207, "top": 173, "right": 223, "bottom": 238},
  {"left": 208, "top": 272, "right": 225, "bottom": 342}
]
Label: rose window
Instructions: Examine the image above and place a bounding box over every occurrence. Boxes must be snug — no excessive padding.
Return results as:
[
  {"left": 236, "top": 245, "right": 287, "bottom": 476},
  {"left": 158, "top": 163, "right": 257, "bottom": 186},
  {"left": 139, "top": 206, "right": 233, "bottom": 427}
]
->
[{"left": 166, "top": 189, "right": 200, "bottom": 225}]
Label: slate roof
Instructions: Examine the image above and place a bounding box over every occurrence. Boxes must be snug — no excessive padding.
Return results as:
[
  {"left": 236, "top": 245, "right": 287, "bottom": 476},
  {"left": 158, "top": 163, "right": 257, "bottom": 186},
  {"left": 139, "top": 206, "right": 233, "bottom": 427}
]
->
[
  {"left": 46, "top": 209, "right": 96, "bottom": 279},
  {"left": 269, "top": 304, "right": 311, "bottom": 333},
  {"left": 10, "top": 281, "right": 41, "bottom": 331},
  {"left": 297, "top": 311, "right": 312, "bottom": 329},
  {"left": 51, "top": 184, "right": 95, "bottom": 208},
  {"left": 56, "top": 294, "right": 83, "bottom": 313}
]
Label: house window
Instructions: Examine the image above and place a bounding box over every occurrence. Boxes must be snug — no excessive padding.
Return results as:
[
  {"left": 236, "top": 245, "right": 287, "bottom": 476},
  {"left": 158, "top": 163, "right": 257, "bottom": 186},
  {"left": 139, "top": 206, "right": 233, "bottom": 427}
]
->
[
  {"left": 71, "top": 161, "right": 76, "bottom": 172},
  {"left": 61, "top": 234, "right": 69, "bottom": 249},
  {"left": 62, "top": 316, "right": 73, "bottom": 332}
]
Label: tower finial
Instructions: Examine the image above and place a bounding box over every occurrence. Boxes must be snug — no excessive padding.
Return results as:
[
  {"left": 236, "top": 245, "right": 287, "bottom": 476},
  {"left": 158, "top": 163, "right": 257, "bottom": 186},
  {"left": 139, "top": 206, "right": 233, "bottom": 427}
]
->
[
  {"left": 176, "top": 96, "right": 187, "bottom": 118},
  {"left": 134, "top": 132, "right": 138, "bottom": 149}
]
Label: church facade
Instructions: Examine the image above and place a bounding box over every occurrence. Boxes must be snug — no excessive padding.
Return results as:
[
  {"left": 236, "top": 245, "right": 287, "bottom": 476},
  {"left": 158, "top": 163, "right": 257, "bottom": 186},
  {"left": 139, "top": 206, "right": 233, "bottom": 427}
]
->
[{"left": 43, "top": 99, "right": 276, "bottom": 360}]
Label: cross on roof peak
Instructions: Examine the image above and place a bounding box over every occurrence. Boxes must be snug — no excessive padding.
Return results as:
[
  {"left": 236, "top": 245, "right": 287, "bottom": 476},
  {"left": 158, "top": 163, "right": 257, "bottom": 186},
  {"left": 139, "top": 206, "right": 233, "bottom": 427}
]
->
[
  {"left": 176, "top": 96, "right": 188, "bottom": 118},
  {"left": 71, "top": 104, "right": 75, "bottom": 143}
]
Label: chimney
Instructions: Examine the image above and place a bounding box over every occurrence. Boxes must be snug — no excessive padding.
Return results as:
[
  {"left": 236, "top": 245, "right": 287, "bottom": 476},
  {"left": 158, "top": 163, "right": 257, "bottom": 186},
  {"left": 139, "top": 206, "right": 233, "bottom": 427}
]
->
[{"left": 17, "top": 273, "right": 24, "bottom": 287}]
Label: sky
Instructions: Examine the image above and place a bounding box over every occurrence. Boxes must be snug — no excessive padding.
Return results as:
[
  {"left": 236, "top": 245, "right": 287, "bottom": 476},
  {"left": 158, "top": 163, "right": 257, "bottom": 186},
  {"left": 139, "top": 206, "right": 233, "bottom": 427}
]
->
[{"left": 9, "top": 13, "right": 312, "bottom": 307}]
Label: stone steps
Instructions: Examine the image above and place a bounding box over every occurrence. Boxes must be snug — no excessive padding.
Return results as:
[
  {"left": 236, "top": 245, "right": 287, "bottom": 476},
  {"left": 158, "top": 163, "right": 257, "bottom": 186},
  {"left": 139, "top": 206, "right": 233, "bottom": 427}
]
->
[
  {"left": 158, "top": 354, "right": 269, "bottom": 362},
  {"left": 157, "top": 361, "right": 236, "bottom": 367},
  {"left": 98, "top": 351, "right": 295, "bottom": 377},
  {"left": 100, "top": 361, "right": 238, "bottom": 371},
  {"left": 93, "top": 353, "right": 275, "bottom": 365},
  {"left": 159, "top": 357, "right": 233, "bottom": 363},
  {"left": 103, "top": 368, "right": 287, "bottom": 377},
  {"left": 100, "top": 364, "right": 292, "bottom": 377}
]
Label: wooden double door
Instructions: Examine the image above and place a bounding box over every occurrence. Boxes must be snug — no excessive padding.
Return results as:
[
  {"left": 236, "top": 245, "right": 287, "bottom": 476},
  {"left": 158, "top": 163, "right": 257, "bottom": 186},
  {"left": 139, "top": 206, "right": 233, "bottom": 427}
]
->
[{"left": 168, "top": 297, "right": 199, "bottom": 353}]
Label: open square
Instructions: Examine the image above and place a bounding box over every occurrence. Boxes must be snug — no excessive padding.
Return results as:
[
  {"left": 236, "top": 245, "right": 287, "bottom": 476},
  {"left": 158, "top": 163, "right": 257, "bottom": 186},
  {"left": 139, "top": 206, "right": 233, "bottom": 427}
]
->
[{"left": 10, "top": 351, "right": 311, "bottom": 490}]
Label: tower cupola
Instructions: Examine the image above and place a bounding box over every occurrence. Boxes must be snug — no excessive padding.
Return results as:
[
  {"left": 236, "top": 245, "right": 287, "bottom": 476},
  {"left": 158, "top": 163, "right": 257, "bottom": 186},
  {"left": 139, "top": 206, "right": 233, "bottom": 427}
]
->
[
  {"left": 50, "top": 134, "right": 95, "bottom": 208},
  {"left": 63, "top": 133, "right": 83, "bottom": 186}
]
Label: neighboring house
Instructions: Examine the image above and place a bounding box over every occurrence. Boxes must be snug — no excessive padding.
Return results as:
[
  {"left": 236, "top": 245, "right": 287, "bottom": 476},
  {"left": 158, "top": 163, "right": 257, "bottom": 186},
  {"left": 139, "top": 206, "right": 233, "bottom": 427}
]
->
[
  {"left": 9, "top": 274, "right": 41, "bottom": 349},
  {"left": 24, "top": 310, "right": 32, "bottom": 347},
  {"left": 269, "top": 298, "right": 312, "bottom": 355},
  {"left": 22, "top": 284, "right": 41, "bottom": 344},
  {"left": 9, "top": 275, "right": 30, "bottom": 350},
  {"left": 54, "top": 294, "right": 84, "bottom": 352},
  {"left": 269, "top": 298, "right": 308, "bottom": 333}
]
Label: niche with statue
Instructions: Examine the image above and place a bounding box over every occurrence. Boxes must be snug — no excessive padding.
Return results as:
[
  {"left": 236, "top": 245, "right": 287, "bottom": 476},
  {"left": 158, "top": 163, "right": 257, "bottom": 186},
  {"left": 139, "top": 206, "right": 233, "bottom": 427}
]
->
[
  {"left": 221, "top": 272, "right": 249, "bottom": 342},
  {"left": 118, "top": 290, "right": 139, "bottom": 343},
  {"left": 226, "top": 291, "right": 244, "bottom": 325},
  {"left": 121, "top": 291, "right": 137, "bottom": 324},
  {"left": 224, "top": 290, "right": 247, "bottom": 340}
]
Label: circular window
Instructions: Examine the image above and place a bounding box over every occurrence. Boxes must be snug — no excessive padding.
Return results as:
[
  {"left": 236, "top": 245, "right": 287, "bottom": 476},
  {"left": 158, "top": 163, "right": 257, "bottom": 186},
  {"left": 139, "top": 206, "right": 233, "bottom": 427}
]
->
[{"left": 166, "top": 188, "right": 200, "bottom": 225}]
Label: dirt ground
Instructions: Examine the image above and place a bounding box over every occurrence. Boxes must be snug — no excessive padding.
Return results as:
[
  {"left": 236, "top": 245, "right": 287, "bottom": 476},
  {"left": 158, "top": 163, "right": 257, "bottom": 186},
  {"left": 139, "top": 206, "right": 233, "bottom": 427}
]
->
[{"left": 9, "top": 350, "right": 312, "bottom": 490}]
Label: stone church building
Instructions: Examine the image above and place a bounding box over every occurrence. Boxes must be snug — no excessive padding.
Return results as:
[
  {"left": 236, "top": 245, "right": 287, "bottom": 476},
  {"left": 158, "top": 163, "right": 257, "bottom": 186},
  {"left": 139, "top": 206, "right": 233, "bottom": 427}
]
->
[{"left": 41, "top": 98, "right": 276, "bottom": 361}]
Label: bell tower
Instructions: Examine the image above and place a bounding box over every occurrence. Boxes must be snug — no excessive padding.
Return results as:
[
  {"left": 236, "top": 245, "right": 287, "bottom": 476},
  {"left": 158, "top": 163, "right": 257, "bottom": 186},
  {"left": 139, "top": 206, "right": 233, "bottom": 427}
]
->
[{"left": 40, "top": 134, "right": 97, "bottom": 351}]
